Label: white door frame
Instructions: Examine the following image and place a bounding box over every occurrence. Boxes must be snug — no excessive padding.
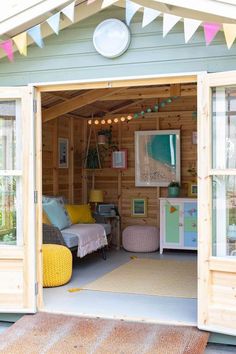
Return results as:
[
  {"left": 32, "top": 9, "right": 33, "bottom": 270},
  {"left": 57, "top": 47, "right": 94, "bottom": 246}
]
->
[{"left": 33, "top": 71, "right": 202, "bottom": 316}]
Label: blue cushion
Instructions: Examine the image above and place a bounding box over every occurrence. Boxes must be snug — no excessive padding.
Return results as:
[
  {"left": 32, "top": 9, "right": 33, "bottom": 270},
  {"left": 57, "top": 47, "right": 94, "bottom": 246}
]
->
[{"left": 43, "top": 199, "right": 71, "bottom": 230}]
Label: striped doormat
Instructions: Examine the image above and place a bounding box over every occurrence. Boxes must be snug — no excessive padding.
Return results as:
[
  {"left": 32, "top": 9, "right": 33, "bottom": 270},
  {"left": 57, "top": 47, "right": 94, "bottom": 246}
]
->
[{"left": 0, "top": 312, "right": 209, "bottom": 354}]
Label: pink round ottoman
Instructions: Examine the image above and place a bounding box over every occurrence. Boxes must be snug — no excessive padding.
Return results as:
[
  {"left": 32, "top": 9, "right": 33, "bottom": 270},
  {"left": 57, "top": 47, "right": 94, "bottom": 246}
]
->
[{"left": 122, "top": 226, "right": 159, "bottom": 252}]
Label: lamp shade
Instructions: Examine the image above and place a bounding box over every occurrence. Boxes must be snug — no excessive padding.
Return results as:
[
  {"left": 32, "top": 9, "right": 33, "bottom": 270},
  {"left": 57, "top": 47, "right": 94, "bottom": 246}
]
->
[{"left": 89, "top": 189, "right": 103, "bottom": 203}]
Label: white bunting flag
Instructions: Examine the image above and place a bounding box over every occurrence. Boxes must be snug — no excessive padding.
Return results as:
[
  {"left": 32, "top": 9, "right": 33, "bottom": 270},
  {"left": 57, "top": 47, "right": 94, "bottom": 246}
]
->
[
  {"left": 142, "top": 7, "right": 161, "bottom": 28},
  {"left": 184, "top": 18, "right": 201, "bottom": 43},
  {"left": 47, "top": 12, "right": 61, "bottom": 35},
  {"left": 101, "top": 0, "right": 117, "bottom": 9},
  {"left": 163, "top": 13, "right": 181, "bottom": 37},
  {"left": 61, "top": 1, "right": 75, "bottom": 23},
  {"left": 223, "top": 23, "right": 236, "bottom": 49},
  {"left": 126, "top": 0, "right": 142, "bottom": 26}
]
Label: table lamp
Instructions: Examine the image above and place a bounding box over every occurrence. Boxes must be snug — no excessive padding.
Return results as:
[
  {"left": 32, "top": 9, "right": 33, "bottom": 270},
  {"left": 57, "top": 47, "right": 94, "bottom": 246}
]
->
[{"left": 89, "top": 189, "right": 103, "bottom": 211}]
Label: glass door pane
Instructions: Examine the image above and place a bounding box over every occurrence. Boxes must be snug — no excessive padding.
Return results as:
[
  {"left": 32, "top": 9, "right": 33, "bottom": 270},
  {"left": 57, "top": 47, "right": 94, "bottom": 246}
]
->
[
  {"left": 0, "top": 100, "right": 21, "bottom": 246},
  {"left": 212, "top": 175, "right": 236, "bottom": 257},
  {"left": 212, "top": 87, "right": 236, "bottom": 169},
  {"left": 0, "top": 176, "right": 18, "bottom": 244}
]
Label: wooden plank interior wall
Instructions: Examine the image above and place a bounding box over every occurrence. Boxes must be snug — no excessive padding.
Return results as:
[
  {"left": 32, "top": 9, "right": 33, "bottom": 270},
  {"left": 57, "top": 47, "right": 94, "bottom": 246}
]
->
[
  {"left": 87, "top": 95, "right": 197, "bottom": 231},
  {"left": 42, "top": 93, "right": 197, "bottom": 232},
  {"left": 42, "top": 117, "right": 84, "bottom": 203}
]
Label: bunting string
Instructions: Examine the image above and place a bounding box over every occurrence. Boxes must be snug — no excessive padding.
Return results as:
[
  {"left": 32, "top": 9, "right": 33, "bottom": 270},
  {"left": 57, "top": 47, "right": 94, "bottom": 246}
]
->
[{"left": 0, "top": 0, "right": 235, "bottom": 62}]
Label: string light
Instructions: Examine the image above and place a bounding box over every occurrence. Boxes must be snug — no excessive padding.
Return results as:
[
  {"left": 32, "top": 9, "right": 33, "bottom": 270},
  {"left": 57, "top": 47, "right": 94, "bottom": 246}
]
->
[{"left": 87, "top": 96, "right": 179, "bottom": 125}]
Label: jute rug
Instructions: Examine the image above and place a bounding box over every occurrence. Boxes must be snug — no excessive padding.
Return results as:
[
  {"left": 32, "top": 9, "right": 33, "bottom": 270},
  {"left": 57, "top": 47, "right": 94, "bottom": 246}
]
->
[
  {"left": 83, "top": 258, "right": 197, "bottom": 298},
  {"left": 0, "top": 312, "right": 209, "bottom": 354}
]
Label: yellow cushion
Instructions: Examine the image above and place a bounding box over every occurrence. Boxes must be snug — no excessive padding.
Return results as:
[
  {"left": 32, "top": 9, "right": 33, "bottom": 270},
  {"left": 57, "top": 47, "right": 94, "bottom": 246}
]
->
[
  {"left": 43, "top": 211, "right": 51, "bottom": 225},
  {"left": 65, "top": 204, "right": 95, "bottom": 224},
  {"left": 42, "top": 244, "right": 72, "bottom": 287}
]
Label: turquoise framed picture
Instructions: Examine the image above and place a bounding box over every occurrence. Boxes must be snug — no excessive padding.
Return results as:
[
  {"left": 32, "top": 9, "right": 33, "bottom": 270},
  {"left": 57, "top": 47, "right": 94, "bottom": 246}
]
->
[
  {"left": 135, "top": 130, "right": 181, "bottom": 187},
  {"left": 131, "top": 198, "right": 147, "bottom": 217}
]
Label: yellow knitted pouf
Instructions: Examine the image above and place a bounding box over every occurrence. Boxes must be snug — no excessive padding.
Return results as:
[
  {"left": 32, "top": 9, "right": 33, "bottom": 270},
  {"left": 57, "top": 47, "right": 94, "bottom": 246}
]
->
[{"left": 42, "top": 244, "right": 72, "bottom": 287}]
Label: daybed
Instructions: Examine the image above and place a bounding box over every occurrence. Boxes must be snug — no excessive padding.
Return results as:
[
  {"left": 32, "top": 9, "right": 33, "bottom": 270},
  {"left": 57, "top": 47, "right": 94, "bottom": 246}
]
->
[{"left": 42, "top": 196, "right": 110, "bottom": 259}]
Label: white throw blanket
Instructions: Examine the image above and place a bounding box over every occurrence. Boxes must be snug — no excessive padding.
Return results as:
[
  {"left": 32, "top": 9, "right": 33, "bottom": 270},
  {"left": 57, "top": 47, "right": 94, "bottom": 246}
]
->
[{"left": 61, "top": 223, "right": 108, "bottom": 258}]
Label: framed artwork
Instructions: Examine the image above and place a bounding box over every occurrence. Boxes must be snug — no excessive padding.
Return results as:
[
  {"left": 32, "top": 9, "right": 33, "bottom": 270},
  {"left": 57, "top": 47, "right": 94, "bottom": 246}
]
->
[
  {"left": 135, "top": 130, "right": 181, "bottom": 187},
  {"left": 131, "top": 198, "right": 147, "bottom": 217},
  {"left": 58, "top": 138, "right": 68, "bottom": 168},
  {"left": 112, "top": 149, "right": 127, "bottom": 169},
  {"left": 188, "top": 183, "right": 197, "bottom": 197}
]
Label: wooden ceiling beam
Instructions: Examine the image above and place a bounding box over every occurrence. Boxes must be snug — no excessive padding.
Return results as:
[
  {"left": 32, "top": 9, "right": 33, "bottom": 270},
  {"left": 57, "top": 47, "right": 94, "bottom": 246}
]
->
[
  {"left": 42, "top": 88, "right": 123, "bottom": 122},
  {"left": 98, "top": 85, "right": 196, "bottom": 101}
]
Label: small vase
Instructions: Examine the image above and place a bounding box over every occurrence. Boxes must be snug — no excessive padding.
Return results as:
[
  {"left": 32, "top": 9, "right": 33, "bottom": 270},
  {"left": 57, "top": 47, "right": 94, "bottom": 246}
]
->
[{"left": 168, "top": 186, "right": 180, "bottom": 198}]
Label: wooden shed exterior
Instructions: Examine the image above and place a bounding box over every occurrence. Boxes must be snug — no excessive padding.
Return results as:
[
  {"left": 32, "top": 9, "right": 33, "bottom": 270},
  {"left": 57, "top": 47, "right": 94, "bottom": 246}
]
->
[{"left": 0, "top": 0, "right": 236, "bottom": 343}]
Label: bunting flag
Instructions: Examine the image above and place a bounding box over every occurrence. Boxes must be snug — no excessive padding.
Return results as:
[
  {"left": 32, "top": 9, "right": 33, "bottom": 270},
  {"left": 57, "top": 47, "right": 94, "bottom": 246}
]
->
[
  {"left": 223, "top": 23, "right": 236, "bottom": 49},
  {"left": 2, "top": 1, "right": 236, "bottom": 63},
  {"left": 170, "top": 206, "right": 177, "bottom": 213},
  {"left": 184, "top": 18, "right": 202, "bottom": 43},
  {"left": 126, "top": 0, "right": 142, "bottom": 26},
  {"left": 61, "top": 1, "right": 75, "bottom": 22},
  {"left": 101, "top": 0, "right": 117, "bottom": 9},
  {"left": 0, "top": 40, "right": 14, "bottom": 61},
  {"left": 203, "top": 22, "right": 221, "bottom": 45},
  {"left": 163, "top": 13, "right": 181, "bottom": 37},
  {"left": 13, "top": 32, "right": 27, "bottom": 56},
  {"left": 142, "top": 8, "right": 161, "bottom": 28},
  {"left": 46, "top": 12, "right": 61, "bottom": 35},
  {"left": 28, "top": 24, "right": 44, "bottom": 48}
]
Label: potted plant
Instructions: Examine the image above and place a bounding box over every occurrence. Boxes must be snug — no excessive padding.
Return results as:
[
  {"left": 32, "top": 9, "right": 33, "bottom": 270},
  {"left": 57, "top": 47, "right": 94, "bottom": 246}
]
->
[
  {"left": 97, "top": 128, "right": 112, "bottom": 145},
  {"left": 85, "top": 147, "right": 100, "bottom": 169},
  {"left": 168, "top": 181, "right": 180, "bottom": 197}
]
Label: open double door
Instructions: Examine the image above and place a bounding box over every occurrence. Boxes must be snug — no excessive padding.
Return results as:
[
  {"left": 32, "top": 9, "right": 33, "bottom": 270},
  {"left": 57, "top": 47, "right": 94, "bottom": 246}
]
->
[{"left": 0, "top": 73, "right": 236, "bottom": 336}]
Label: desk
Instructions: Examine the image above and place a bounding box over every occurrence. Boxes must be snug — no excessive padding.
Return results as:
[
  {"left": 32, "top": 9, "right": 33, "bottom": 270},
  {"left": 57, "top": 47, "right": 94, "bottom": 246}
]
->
[{"left": 95, "top": 213, "right": 121, "bottom": 250}]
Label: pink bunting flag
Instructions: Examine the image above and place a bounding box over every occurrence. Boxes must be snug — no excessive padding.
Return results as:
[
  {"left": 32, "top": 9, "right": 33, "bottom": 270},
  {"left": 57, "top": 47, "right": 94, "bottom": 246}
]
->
[
  {"left": 0, "top": 39, "right": 14, "bottom": 61},
  {"left": 203, "top": 23, "right": 221, "bottom": 45}
]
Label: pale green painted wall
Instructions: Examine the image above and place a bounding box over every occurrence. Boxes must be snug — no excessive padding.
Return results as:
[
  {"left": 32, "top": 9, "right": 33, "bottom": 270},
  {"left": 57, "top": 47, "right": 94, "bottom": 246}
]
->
[{"left": 0, "top": 7, "right": 235, "bottom": 86}]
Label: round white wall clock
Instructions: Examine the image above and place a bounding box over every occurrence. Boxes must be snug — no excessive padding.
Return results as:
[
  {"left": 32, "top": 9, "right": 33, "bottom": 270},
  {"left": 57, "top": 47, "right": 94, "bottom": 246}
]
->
[{"left": 93, "top": 19, "right": 131, "bottom": 58}]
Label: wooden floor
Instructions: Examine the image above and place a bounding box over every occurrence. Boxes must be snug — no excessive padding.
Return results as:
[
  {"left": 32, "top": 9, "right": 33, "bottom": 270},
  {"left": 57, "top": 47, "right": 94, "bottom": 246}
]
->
[{"left": 43, "top": 249, "right": 197, "bottom": 325}]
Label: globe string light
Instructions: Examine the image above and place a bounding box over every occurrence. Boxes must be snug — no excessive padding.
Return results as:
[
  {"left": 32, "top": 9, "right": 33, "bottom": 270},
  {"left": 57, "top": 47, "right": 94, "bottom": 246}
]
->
[{"left": 88, "top": 96, "right": 179, "bottom": 125}]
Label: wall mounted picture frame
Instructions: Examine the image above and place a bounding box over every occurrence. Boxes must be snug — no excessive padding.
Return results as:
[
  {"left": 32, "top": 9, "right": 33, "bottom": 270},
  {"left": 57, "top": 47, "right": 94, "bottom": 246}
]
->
[
  {"left": 112, "top": 149, "right": 127, "bottom": 169},
  {"left": 135, "top": 130, "right": 181, "bottom": 187},
  {"left": 58, "top": 138, "right": 68, "bottom": 168},
  {"left": 131, "top": 198, "right": 147, "bottom": 217},
  {"left": 188, "top": 183, "right": 197, "bottom": 197}
]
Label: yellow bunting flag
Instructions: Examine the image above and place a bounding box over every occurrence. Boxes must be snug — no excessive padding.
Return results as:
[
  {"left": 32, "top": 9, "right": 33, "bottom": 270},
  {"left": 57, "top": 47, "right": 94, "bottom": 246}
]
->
[
  {"left": 223, "top": 23, "right": 236, "bottom": 49},
  {"left": 130, "top": 256, "right": 138, "bottom": 259},
  {"left": 12, "top": 32, "right": 27, "bottom": 56}
]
